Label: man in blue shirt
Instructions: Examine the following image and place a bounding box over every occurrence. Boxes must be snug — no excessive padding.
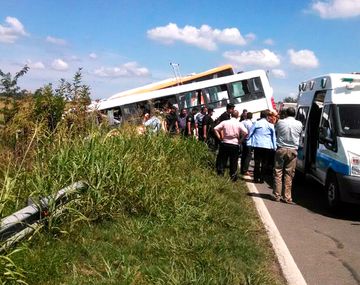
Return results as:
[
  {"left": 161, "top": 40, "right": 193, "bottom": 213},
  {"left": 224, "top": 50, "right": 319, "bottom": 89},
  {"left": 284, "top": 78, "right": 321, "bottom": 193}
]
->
[{"left": 247, "top": 110, "right": 277, "bottom": 183}]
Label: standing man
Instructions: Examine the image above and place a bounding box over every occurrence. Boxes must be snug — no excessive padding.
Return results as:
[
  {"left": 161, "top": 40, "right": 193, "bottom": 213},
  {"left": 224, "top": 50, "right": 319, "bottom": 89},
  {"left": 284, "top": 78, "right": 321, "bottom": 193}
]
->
[
  {"left": 143, "top": 110, "right": 161, "bottom": 134},
  {"left": 185, "top": 107, "right": 198, "bottom": 137},
  {"left": 164, "top": 105, "right": 179, "bottom": 135},
  {"left": 215, "top": 103, "right": 235, "bottom": 124},
  {"left": 196, "top": 106, "right": 208, "bottom": 141},
  {"left": 214, "top": 110, "right": 248, "bottom": 182},
  {"left": 214, "top": 103, "right": 235, "bottom": 168},
  {"left": 240, "top": 111, "right": 254, "bottom": 175},
  {"left": 178, "top": 108, "right": 188, "bottom": 136},
  {"left": 202, "top": 108, "right": 216, "bottom": 150},
  {"left": 272, "top": 107, "right": 303, "bottom": 204},
  {"left": 247, "top": 110, "right": 277, "bottom": 183}
]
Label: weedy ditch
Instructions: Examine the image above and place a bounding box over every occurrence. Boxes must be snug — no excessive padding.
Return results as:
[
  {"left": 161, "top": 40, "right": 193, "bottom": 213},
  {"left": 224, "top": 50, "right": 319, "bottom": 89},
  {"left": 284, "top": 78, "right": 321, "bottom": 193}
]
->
[{"left": 1, "top": 126, "right": 284, "bottom": 284}]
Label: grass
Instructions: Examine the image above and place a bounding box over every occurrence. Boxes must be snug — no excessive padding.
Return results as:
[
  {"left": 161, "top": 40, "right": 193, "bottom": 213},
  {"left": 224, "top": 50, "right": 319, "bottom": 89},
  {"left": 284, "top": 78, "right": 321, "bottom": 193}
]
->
[{"left": 1, "top": 126, "right": 284, "bottom": 284}]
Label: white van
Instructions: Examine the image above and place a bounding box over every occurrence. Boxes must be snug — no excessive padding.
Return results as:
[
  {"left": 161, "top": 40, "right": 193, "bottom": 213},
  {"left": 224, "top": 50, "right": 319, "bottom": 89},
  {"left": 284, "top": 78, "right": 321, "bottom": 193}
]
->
[{"left": 296, "top": 73, "right": 360, "bottom": 209}]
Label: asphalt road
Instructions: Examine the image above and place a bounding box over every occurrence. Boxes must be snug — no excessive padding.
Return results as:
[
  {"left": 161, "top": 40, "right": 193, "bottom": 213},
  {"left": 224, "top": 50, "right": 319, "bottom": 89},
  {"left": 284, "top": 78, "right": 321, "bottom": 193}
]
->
[{"left": 250, "top": 175, "right": 360, "bottom": 285}]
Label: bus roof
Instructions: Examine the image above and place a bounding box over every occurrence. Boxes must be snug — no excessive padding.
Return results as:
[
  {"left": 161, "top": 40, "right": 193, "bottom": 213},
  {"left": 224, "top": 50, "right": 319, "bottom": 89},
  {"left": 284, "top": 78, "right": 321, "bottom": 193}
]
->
[{"left": 107, "top": 64, "right": 234, "bottom": 100}]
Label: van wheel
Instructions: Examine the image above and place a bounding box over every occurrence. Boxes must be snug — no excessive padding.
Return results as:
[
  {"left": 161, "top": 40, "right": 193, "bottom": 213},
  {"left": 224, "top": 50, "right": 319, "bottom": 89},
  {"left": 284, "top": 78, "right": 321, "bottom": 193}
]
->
[{"left": 325, "top": 174, "right": 341, "bottom": 211}]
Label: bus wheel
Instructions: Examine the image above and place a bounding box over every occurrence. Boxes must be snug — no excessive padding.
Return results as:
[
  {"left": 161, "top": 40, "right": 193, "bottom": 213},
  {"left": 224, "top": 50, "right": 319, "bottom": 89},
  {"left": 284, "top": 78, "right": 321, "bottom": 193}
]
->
[{"left": 325, "top": 174, "right": 341, "bottom": 211}]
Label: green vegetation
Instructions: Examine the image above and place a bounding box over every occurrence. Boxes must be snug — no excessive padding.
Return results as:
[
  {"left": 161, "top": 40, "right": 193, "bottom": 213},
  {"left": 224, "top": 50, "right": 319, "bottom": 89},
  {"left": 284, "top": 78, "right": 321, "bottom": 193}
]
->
[
  {"left": 1, "top": 128, "right": 283, "bottom": 284},
  {"left": 0, "top": 67, "right": 284, "bottom": 284}
]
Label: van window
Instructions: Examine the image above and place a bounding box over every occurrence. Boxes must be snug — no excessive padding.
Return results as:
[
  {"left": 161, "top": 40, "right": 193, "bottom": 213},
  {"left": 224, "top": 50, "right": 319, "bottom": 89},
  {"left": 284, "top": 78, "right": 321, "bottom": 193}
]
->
[
  {"left": 320, "top": 105, "right": 335, "bottom": 140},
  {"left": 336, "top": 104, "right": 360, "bottom": 138},
  {"left": 296, "top": 107, "right": 309, "bottom": 130}
]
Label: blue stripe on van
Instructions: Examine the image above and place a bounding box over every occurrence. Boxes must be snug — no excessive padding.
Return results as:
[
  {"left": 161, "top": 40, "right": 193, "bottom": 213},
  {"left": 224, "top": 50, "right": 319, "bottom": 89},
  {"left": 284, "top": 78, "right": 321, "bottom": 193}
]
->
[{"left": 316, "top": 152, "right": 350, "bottom": 175}]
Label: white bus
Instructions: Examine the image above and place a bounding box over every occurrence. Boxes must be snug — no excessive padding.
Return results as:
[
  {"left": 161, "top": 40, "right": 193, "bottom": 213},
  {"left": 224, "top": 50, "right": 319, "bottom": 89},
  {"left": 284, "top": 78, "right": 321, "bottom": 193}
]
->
[{"left": 97, "top": 69, "right": 276, "bottom": 123}]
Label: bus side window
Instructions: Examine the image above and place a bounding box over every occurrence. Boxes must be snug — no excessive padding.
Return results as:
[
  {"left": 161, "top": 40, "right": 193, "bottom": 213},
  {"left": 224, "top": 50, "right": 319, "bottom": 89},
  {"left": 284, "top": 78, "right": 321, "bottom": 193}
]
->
[
  {"left": 203, "top": 85, "right": 229, "bottom": 108},
  {"left": 229, "top": 80, "right": 248, "bottom": 103},
  {"left": 249, "top": 77, "right": 265, "bottom": 99}
]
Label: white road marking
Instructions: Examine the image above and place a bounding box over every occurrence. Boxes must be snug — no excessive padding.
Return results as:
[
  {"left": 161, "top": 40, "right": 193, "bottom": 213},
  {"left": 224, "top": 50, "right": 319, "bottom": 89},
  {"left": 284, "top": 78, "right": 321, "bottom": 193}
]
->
[{"left": 246, "top": 181, "right": 307, "bottom": 285}]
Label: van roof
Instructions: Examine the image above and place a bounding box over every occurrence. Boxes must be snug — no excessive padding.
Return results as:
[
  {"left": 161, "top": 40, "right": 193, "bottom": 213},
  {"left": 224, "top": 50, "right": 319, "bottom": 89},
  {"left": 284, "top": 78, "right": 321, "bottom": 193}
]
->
[{"left": 299, "top": 73, "right": 360, "bottom": 92}]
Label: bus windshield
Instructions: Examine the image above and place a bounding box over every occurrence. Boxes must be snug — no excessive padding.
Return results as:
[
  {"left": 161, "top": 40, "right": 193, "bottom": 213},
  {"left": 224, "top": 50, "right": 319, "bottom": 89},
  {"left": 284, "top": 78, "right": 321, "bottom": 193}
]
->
[{"left": 337, "top": 105, "right": 360, "bottom": 138}]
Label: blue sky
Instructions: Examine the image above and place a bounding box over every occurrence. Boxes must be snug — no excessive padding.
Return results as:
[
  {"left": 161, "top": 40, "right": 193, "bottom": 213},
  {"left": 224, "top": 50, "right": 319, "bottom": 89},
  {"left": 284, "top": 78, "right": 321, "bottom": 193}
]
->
[{"left": 1, "top": 0, "right": 360, "bottom": 101}]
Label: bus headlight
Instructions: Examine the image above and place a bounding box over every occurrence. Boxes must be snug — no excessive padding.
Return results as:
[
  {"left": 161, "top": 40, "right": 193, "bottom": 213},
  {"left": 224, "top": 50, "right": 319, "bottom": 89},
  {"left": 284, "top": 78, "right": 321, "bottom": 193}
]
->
[{"left": 348, "top": 151, "right": 360, "bottom": 176}]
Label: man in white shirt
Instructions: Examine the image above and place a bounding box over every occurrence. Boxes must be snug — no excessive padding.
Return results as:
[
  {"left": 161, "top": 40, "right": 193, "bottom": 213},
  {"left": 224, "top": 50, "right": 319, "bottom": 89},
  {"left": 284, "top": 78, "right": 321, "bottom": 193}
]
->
[
  {"left": 214, "top": 110, "right": 248, "bottom": 182},
  {"left": 273, "top": 107, "right": 303, "bottom": 204}
]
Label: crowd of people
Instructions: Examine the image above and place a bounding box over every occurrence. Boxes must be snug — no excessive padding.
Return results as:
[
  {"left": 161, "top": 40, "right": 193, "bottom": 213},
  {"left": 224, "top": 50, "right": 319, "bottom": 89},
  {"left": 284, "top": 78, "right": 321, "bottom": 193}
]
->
[{"left": 142, "top": 102, "right": 303, "bottom": 204}]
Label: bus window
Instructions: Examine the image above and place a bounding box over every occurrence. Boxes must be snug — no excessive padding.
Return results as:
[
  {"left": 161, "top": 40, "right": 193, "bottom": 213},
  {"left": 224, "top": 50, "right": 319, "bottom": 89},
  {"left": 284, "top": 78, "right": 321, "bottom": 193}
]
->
[
  {"left": 153, "top": 95, "right": 178, "bottom": 110},
  {"left": 178, "top": 91, "right": 198, "bottom": 109},
  {"left": 229, "top": 77, "right": 265, "bottom": 103},
  {"left": 228, "top": 80, "right": 250, "bottom": 103},
  {"left": 249, "top": 77, "right": 265, "bottom": 99},
  {"left": 123, "top": 103, "right": 137, "bottom": 117},
  {"left": 203, "top": 84, "right": 229, "bottom": 108}
]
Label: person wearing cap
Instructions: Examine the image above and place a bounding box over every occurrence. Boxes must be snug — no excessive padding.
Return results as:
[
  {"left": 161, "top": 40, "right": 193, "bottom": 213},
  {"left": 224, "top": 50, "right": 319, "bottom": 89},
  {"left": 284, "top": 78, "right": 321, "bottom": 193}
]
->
[{"left": 214, "top": 110, "right": 248, "bottom": 182}]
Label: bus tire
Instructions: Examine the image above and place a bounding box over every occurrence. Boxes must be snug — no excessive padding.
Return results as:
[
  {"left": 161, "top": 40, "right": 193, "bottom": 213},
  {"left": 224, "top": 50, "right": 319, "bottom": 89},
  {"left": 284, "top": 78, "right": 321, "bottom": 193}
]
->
[{"left": 325, "top": 173, "right": 341, "bottom": 211}]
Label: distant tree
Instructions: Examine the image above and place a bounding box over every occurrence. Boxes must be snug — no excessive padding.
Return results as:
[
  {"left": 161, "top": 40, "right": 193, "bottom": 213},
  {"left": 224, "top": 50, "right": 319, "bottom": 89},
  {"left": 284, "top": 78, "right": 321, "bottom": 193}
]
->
[
  {"left": 283, "top": 96, "right": 297, "bottom": 103},
  {"left": 0, "top": 65, "right": 30, "bottom": 124},
  {"left": 33, "top": 84, "right": 66, "bottom": 131},
  {"left": 0, "top": 65, "right": 29, "bottom": 97},
  {"left": 56, "top": 68, "right": 91, "bottom": 105}
]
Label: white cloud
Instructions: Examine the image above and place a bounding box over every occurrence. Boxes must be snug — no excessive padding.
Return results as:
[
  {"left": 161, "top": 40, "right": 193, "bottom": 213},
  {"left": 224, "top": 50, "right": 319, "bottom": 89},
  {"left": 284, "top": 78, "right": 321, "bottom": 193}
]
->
[
  {"left": 26, "top": 59, "right": 45, "bottom": 70},
  {"left": 288, "top": 49, "right": 319, "bottom": 68},
  {"left": 46, "top": 36, "right": 67, "bottom": 46},
  {"left": 51, "top": 58, "right": 69, "bottom": 71},
  {"left": 223, "top": 49, "right": 280, "bottom": 68},
  {"left": 271, "top": 69, "right": 286, "bottom": 79},
  {"left": 147, "top": 23, "right": 249, "bottom": 51},
  {"left": 0, "top": 16, "right": 28, "bottom": 43},
  {"left": 89, "top": 52, "right": 97, "bottom": 59},
  {"left": 264, "top": 38, "right": 275, "bottom": 45},
  {"left": 311, "top": 0, "right": 360, "bottom": 19},
  {"left": 93, "top": 62, "right": 150, "bottom": 78}
]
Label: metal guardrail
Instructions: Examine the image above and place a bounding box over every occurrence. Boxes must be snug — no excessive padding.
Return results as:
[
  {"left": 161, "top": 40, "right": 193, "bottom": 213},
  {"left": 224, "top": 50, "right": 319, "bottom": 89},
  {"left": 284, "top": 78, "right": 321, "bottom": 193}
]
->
[{"left": 0, "top": 181, "right": 87, "bottom": 252}]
